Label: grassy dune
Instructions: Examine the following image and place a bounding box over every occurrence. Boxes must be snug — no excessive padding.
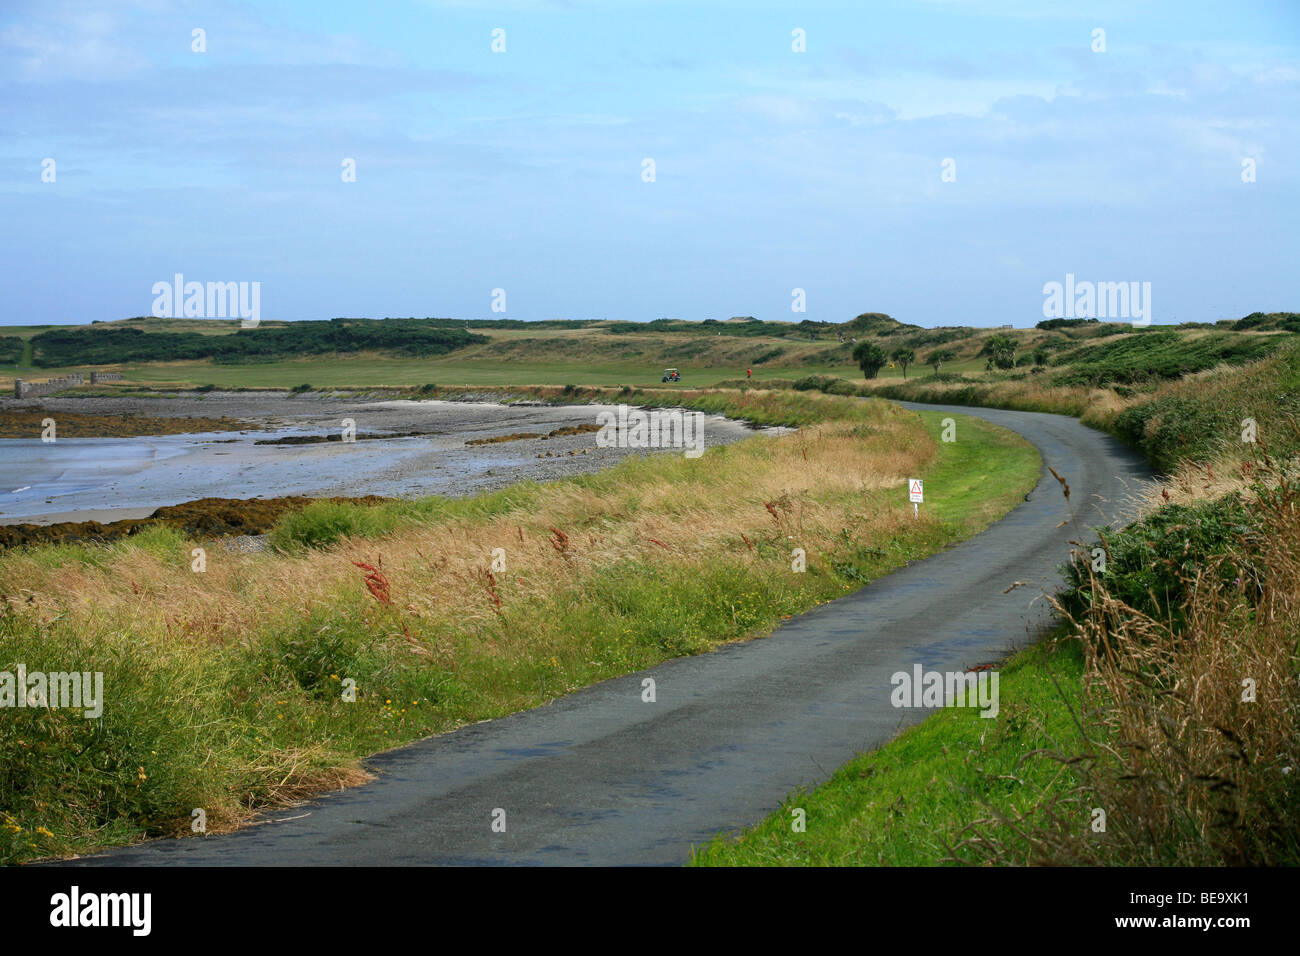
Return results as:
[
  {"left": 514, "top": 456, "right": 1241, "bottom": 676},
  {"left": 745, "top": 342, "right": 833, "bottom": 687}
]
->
[{"left": 0, "top": 390, "right": 1039, "bottom": 862}]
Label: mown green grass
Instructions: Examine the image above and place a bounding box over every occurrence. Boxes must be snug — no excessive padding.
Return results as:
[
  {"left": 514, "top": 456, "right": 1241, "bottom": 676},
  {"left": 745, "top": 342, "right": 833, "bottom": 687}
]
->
[
  {"left": 689, "top": 637, "right": 1086, "bottom": 865},
  {"left": 109, "top": 357, "right": 872, "bottom": 389},
  {"left": 0, "top": 356, "right": 929, "bottom": 390}
]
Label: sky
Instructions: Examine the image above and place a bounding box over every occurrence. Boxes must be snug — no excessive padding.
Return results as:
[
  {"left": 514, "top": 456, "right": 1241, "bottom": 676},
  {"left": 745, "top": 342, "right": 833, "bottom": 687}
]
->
[{"left": 2, "top": 0, "right": 1297, "bottom": 328}]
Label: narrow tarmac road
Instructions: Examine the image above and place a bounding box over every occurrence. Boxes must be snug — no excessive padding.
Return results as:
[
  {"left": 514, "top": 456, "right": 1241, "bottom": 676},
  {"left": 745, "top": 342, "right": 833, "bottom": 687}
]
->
[{"left": 70, "top": 402, "right": 1153, "bottom": 866}]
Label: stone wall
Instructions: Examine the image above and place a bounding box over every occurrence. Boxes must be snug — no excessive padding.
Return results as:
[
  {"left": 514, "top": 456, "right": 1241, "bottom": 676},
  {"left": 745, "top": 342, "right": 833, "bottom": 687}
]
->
[{"left": 13, "top": 373, "right": 85, "bottom": 399}]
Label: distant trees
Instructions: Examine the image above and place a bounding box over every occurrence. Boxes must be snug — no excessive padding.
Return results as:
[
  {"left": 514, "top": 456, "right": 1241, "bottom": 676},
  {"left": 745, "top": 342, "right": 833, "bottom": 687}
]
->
[
  {"left": 926, "top": 348, "right": 956, "bottom": 374},
  {"left": 890, "top": 347, "right": 915, "bottom": 380},
  {"left": 1035, "top": 318, "right": 1099, "bottom": 330},
  {"left": 29, "top": 320, "right": 488, "bottom": 368},
  {"left": 853, "top": 341, "right": 887, "bottom": 379}
]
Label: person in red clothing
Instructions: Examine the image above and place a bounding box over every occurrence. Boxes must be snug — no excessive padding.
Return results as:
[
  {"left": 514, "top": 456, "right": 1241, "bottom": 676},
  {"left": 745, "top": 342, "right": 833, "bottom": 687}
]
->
[{"left": 746, "top": 368, "right": 752, "bottom": 379}]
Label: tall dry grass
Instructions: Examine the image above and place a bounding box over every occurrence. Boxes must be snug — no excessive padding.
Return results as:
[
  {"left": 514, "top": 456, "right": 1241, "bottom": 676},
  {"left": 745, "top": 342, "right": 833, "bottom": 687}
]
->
[
  {"left": 953, "top": 459, "right": 1300, "bottom": 865},
  {"left": 2, "top": 405, "right": 930, "bottom": 654}
]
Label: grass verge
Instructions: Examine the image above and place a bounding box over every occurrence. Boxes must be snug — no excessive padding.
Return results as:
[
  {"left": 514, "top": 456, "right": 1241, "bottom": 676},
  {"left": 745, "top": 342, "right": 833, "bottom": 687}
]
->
[{"left": 689, "top": 636, "right": 1086, "bottom": 865}]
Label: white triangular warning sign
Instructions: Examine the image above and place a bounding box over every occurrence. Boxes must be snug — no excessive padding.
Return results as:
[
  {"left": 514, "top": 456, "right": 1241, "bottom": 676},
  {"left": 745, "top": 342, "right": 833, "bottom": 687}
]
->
[{"left": 908, "top": 479, "right": 924, "bottom": 502}]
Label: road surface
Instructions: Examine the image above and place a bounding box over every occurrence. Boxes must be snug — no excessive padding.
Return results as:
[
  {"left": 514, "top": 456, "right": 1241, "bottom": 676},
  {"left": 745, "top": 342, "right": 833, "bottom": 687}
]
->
[{"left": 69, "top": 402, "right": 1152, "bottom": 866}]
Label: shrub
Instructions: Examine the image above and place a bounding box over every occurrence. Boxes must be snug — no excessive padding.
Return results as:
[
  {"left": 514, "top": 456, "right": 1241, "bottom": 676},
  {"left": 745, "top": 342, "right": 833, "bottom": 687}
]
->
[
  {"left": 979, "top": 334, "right": 1017, "bottom": 370},
  {"left": 0, "top": 336, "right": 26, "bottom": 365},
  {"left": 852, "top": 342, "right": 887, "bottom": 379},
  {"left": 792, "top": 375, "right": 837, "bottom": 391},
  {"left": 1061, "top": 495, "right": 1260, "bottom": 624}
]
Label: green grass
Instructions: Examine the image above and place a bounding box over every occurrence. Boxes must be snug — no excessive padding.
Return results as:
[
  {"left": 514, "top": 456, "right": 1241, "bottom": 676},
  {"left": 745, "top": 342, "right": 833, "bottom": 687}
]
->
[
  {"left": 1, "top": 356, "right": 924, "bottom": 391},
  {"left": 899, "top": 408, "right": 1041, "bottom": 528},
  {"left": 107, "top": 357, "right": 873, "bottom": 389},
  {"left": 689, "top": 637, "right": 1086, "bottom": 865}
]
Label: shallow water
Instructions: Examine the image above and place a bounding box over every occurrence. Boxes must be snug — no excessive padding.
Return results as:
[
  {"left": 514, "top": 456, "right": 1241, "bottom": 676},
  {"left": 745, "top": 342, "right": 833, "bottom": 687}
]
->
[
  {"left": 0, "top": 399, "right": 770, "bottom": 523},
  {"left": 0, "top": 429, "right": 444, "bottom": 520}
]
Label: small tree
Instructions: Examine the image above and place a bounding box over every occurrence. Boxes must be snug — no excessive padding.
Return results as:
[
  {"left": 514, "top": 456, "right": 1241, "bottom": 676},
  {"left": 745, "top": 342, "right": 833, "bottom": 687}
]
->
[
  {"left": 980, "top": 333, "right": 1017, "bottom": 370},
  {"left": 926, "top": 348, "right": 956, "bottom": 374},
  {"left": 853, "top": 341, "right": 887, "bottom": 380},
  {"left": 890, "top": 347, "right": 915, "bottom": 380},
  {"left": 1032, "top": 348, "right": 1048, "bottom": 367}
]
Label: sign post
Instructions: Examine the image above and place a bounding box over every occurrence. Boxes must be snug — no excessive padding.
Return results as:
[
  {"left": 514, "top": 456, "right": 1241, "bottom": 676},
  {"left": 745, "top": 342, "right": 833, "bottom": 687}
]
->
[{"left": 908, "top": 478, "right": 923, "bottom": 519}]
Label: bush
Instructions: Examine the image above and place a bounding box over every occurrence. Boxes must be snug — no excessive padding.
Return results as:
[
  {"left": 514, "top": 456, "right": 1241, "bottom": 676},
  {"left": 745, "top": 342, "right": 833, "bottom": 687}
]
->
[
  {"left": 0, "top": 336, "right": 25, "bottom": 365},
  {"left": 1061, "top": 494, "right": 1260, "bottom": 623},
  {"left": 792, "top": 375, "right": 837, "bottom": 391},
  {"left": 789, "top": 375, "right": 861, "bottom": 396}
]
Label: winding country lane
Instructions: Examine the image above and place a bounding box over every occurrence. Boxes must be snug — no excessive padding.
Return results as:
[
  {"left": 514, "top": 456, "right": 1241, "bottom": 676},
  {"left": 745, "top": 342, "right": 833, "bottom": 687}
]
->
[{"left": 70, "top": 402, "right": 1153, "bottom": 866}]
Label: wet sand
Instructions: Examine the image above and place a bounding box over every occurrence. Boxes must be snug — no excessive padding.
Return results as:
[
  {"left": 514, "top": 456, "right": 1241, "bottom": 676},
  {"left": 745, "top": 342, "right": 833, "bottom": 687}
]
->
[{"left": 0, "top": 391, "right": 778, "bottom": 525}]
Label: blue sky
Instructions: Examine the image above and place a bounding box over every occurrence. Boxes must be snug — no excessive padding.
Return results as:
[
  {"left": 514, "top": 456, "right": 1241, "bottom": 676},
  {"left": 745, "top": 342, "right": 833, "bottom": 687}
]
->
[{"left": 2, "top": 0, "right": 1297, "bottom": 327}]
